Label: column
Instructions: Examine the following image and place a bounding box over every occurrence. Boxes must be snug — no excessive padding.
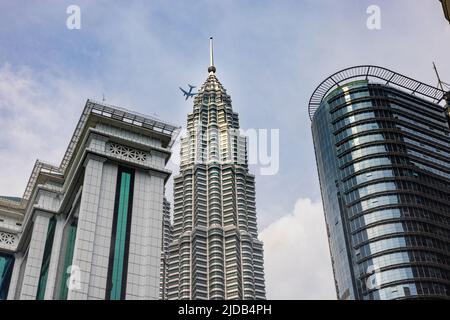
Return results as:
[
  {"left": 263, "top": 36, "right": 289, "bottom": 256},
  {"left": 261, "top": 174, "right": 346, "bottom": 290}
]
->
[
  {"left": 43, "top": 215, "right": 65, "bottom": 299},
  {"left": 67, "top": 155, "right": 106, "bottom": 300},
  {"left": 19, "top": 212, "right": 51, "bottom": 300},
  {"left": 126, "top": 170, "right": 164, "bottom": 300}
]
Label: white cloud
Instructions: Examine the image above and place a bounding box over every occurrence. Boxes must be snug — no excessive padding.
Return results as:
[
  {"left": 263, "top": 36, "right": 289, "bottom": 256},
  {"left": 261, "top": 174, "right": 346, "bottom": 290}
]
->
[
  {"left": 259, "top": 198, "right": 336, "bottom": 300},
  {"left": 0, "top": 64, "right": 98, "bottom": 197}
]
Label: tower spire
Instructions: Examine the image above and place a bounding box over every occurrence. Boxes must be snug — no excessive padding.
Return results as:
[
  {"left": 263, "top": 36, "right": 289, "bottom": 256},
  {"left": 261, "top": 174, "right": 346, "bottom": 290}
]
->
[{"left": 208, "top": 37, "right": 216, "bottom": 73}]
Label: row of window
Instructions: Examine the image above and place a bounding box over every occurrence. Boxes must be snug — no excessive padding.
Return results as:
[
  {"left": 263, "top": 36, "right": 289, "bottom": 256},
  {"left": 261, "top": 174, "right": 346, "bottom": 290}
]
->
[
  {"left": 344, "top": 167, "right": 445, "bottom": 193},
  {"left": 390, "top": 103, "right": 447, "bottom": 127},
  {"left": 357, "top": 235, "right": 449, "bottom": 259},
  {"left": 397, "top": 125, "right": 449, "bottom": 148},
  {"left": 334, "top": 111, "right": 376, "bottom": 131},
  {"left": 387, "top": 91, "right": 447, "bottom": 119},
  {"left": 331, "top": 100, "right": 373, "bottom": 119},
  {"left": 407, "top": 149, "right": 449, "bottom": 168},
  {"left": 339, "top": 144, "right": 393, "bottom": 167},
  {"left": 349, "top": 207, "right": 450, "bottom": 233},
  {"left": 361, "top": 266, "right": 449, "bottom": 292},
  {"left": 404, "top": 137, "right": 450, "bottom": 159},
  {"left": 336, "top": 122, "right": 384, "bottom": 142},
  {"left": 339, "top": 141, "right": 448, "bottom": 173},
  {"left": 345, "top": 181, "right": 396, "bottom": 203},
  {"left": 352, "top": 220, "right": 449, "bottom": 247},
  {"left": 348, "top": 193, "right": 450, "bottom": 217},
  {"left": 345, "top": 179, "right": 450, "bottom": 204},
  {"left": 411, "top": 161, "right": 450, "bottom": 180},
  {"left": 338, "top": 132, "right": 399, "bottom": 154},
  {"left": 395, "top": 114, "right": 448, "bottom": 136},
  {"left": 363, "top": 281, "right": 448, "bottom": 300},
  {"left": 358, "top": 250, "right": 448, "bottom": 277},
  {"left": 328, "top": 89, "right": 371, "bottom": 110}
]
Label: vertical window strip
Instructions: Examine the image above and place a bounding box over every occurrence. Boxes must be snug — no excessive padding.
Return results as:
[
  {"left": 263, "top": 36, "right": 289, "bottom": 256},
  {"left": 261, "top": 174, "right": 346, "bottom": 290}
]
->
[
  {"left": 0, "top": 255, "right": 14, "bottom": 300},
  {"left": 59, "top": 222, "right": 78, "bottom": 300},
  {"left": 36, "top": 216, "right": 57, "bottom": 300},
  {"left": 107, "top": 168, "right": 134, "bottom": 300}
]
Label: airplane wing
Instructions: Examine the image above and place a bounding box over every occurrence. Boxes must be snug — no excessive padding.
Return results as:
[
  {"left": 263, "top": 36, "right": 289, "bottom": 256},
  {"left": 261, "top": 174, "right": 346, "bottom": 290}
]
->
[
  {"left": 179, "top": 87, "right": 188, "bottom": 95},
  {"left": 188, "top": 84, "right": 196, "bottom": 89}
]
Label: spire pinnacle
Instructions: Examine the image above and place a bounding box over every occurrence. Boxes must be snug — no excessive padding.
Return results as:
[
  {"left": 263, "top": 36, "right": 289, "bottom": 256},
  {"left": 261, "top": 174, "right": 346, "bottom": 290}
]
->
[{"left": 208, "top": 37, "right": 216, "bottom": 73}]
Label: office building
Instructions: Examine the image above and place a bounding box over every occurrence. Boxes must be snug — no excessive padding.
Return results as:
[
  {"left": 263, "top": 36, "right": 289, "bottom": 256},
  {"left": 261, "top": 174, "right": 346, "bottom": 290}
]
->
[
  {"left": 309, "top": 65, "right": 450, "bottom": 299},
  {"left": 0, "top": 100, "right": 179, "bottom": 300},
  {"left": 167, "top": 39, "right": 266, "bottom": 300}
]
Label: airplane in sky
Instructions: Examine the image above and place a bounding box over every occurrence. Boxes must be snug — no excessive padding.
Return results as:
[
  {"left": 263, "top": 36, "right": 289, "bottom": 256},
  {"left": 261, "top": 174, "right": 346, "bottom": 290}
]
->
[{"left": 179, "top": 84, "right": 197, "bottom": 100}]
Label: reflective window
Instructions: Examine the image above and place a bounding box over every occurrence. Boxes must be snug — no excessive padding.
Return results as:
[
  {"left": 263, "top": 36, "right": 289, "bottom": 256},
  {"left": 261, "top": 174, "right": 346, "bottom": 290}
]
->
[
  {"left": 350, "top": 208, "right": 401, "bottom": 231},
  {"left": 336, "top": 122, "right": 382, "bottom": 142},
  {"left": 59, "top": 220, "right": 78, "bottom": 300},
  {"left": 343, "top": 157, "right": 393, "bottom": 177},
  {"left": 332, "top": 101, "right": 373, "bottom": 118},
  {"left": 346, "top": 182, "right": 396, "bottom": 203},
  {"left": 350, "top": 195, "right": 399, "bottom": 215},
  {"left": 411, "top": 161, "right": 450, "bottom": 180},
  {"left": 362, "top": 266, "right": 448, "bottom": 291},
  {"left": 334, "top": 111, "right": 376, "bottom": 130},
  {"left": 106, "top": 167, "right": 134, "bottom": 300},
  {"left": 36, "top": 216, "right": 57, "bottom": 300},
  {"left": 0, "top": 254, "right": 14, "bottom": 300},
  {"left": 338, "top": 133, "right": 388, "bottom": 153},
  {"left": 339, "top": 145, "right": 389, "bottom": 166},
  {"left": 353, "top": 222, "right": 404, "bottom": 245},
  {"left": 358, "top": 236, "right": 449, "bottom": 259},
  {"left": 343, "top": 169, "right": 394, "bottom": 191}
]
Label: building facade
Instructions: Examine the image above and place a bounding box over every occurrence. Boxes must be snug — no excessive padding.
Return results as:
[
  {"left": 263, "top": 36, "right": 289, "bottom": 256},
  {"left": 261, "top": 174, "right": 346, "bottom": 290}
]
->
[
  {"left": 310, "top": 66, "right": 450, "bottom": 300},
  {"left": 167, "top": 42, "right": 266, "bottom": 300},
  {"left": 159, "top": 197, "right": 172, "bottom": 300},
  {"left": 0, "top": 100, "right": 179, "bottom": 300}
]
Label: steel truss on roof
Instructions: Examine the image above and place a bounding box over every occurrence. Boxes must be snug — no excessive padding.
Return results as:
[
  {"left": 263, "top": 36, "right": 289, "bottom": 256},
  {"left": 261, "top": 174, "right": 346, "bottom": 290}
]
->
[
  {"left": 22, "top": 160, "right": 61, "bottom": 200},
  {"left": 308, "top": 65, "right": 446, "bottom": 121}
]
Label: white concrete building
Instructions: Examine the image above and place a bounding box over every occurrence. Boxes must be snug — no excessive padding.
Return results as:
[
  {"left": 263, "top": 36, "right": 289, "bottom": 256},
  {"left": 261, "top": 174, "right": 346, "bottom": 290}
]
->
[
  {"left": 0, "top": 100, "right": 179, "bottom": 300},
  {"left": 167, "top": 39, "right": 266, "bottom": 300}
]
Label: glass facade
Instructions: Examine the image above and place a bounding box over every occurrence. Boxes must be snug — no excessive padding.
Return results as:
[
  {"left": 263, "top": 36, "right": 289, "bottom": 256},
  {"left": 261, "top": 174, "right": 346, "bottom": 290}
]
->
[
  {"left": 312, "top": 80, "right": 450, "bottom": 300},
  {"left": 106, "top": 167, "right": 134, "bottom": 300},
  {"left": 0, "top": 253, "right": 14, "bottom": 300},
  {"left": 59, "top": 221, "right": 78, "bottom": 300},
  {"left": 36, "top": 216, "right": 57, "bottom": 300}
]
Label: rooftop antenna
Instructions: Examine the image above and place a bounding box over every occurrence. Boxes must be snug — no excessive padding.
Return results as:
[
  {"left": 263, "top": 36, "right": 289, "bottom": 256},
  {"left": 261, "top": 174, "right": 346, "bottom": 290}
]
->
[
  {"left": 433, "top": 62, "right": 446, "bottom": 91},
  {"left": 102, "top": 93, "right": 106, "bottom": 102},
  {"left": 433, "top": 62, "right": 450, "bottom": 108},
  {"left": 208, "top": 37, "right": 216, "bottom": 74}
]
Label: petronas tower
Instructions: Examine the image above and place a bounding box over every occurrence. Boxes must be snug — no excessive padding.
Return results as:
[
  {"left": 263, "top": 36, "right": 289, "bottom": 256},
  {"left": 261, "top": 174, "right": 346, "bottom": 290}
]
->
[{"left": 167, "top": 39, "right": 266, "bottom": 300}]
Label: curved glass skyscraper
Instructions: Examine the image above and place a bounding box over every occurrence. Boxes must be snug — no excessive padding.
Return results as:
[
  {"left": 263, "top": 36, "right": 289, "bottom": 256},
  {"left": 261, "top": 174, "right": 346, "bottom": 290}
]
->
[{"left": 310, "top": 66, "right": 450, "bottom": 300}]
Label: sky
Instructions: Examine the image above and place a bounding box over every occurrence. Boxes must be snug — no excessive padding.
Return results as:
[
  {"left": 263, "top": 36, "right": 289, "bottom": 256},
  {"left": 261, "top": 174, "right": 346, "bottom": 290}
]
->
[{"left": 0, "top": 0, "right": 449, "bottom": 299}]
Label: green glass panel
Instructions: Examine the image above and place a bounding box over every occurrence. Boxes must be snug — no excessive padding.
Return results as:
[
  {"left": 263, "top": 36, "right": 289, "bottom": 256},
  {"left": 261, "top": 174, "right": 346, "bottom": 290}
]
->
[
  {"left": 59, "top": 222, "right": 77, "bottom": 300},
  {"left": 110, "top": 172, "right": 131, "bottom": 300},
  {"left": 36, "top": 216, "right": 57, "bottom": 300},
  {"left": 0, "top": 255, "right": 14, "bottom": 300}
]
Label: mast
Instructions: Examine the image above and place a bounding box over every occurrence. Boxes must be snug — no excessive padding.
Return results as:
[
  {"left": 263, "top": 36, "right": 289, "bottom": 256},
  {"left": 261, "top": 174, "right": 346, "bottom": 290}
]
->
[{"left": 208, "top": 37, "right": 216, "bottom": 73}]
